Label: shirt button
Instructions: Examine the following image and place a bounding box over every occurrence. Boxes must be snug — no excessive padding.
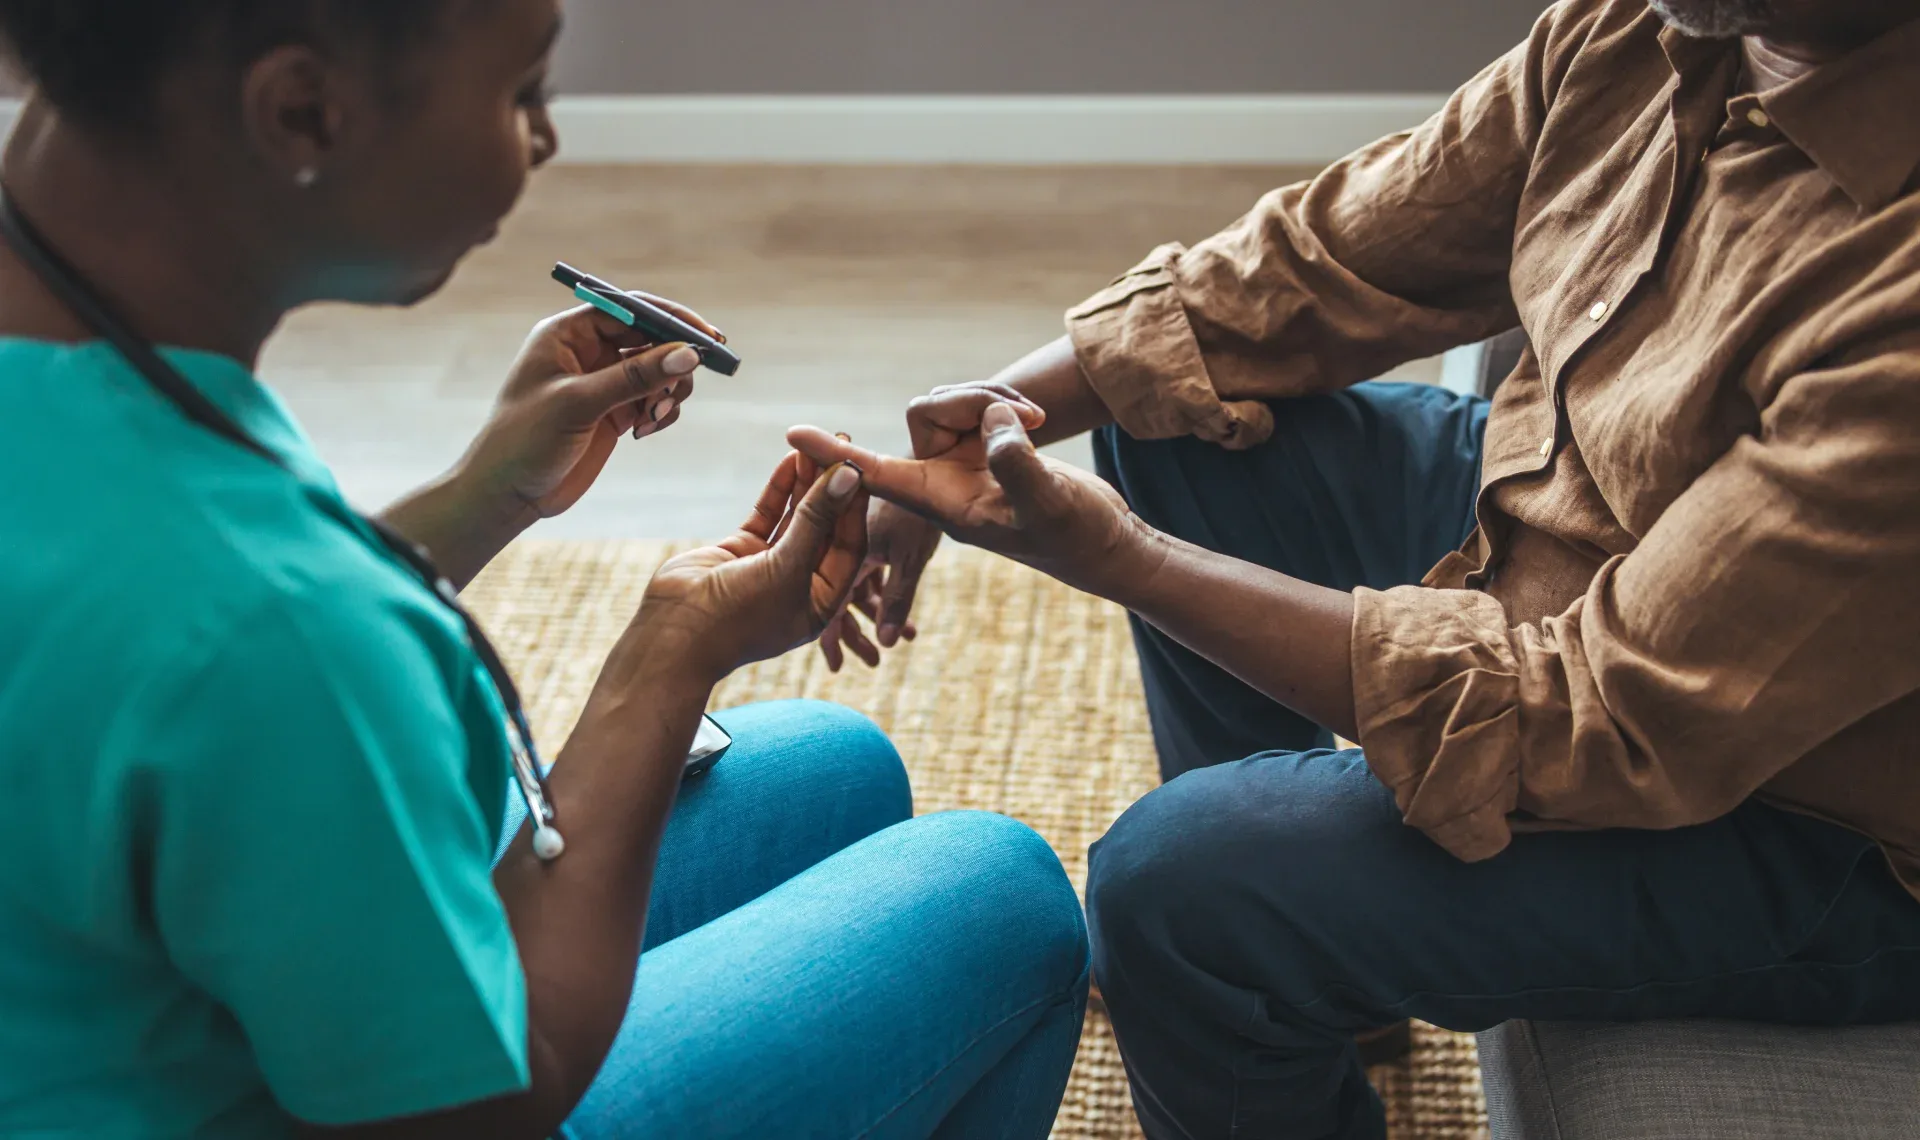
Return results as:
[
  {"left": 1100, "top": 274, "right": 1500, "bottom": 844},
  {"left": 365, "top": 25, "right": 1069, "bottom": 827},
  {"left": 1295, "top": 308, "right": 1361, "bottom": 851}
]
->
[
  {"left": 1747, "top": 108, "right": 1771, "bottom": 128},
  {"left": 1589, "top": 300, "right": 1609, "bottom": 321},
  {"left": 1539, "top": 437, "right": 1553, "bottom": 457}
]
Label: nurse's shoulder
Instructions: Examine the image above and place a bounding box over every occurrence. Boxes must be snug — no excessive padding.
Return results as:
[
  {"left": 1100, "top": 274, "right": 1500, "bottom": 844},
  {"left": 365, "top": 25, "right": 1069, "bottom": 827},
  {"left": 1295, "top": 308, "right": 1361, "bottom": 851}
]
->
[
  {"left": 3, "top": 337, "right": 464, "bottom": 668},
  {"left": 0, "top": 336, "right": 482, "bottom": 814}
]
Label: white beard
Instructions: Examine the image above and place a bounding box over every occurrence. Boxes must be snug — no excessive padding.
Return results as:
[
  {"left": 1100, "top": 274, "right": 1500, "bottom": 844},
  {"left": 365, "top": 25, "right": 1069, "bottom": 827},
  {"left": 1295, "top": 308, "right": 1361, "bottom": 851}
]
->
[{"left": 1646, "top": 0, "right": 1775, "bottom": 37}]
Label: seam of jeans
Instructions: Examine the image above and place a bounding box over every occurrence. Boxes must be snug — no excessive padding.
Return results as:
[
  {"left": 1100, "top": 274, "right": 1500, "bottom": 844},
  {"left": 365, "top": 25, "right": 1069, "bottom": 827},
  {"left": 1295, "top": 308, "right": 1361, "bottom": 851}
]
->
[
  {"left": 1225, "top": 1041, "right": 1367, "bottom": 1140},
  {"left": 1519, "top": 1021, "right": 1567, "bottom": 1140},
  {"left": 852, "top": 959, "right": 1093, "bottom": 1140},
  {"left": 1290, "top": 941, "right": 1920, "bottom": 1024},
  {"left": 1780, "top": 843, "right": 1875, "bottom": 954}
]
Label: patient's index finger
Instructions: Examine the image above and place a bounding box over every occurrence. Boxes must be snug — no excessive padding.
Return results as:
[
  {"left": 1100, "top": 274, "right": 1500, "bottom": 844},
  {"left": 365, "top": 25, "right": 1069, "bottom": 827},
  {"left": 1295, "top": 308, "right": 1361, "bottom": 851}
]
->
[
  {"left": 786, "top": 426, "right": 934, "bottom": 514},
  {"left": 787, "top": 425, "right": 875, "bottom": 469}
]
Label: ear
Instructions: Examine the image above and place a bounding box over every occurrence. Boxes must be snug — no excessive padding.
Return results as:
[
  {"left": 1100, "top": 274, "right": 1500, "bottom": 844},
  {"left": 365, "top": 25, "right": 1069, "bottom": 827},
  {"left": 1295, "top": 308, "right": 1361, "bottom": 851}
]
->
[{"left": 236, "top": 45, "right": 363, "bottom": 189}]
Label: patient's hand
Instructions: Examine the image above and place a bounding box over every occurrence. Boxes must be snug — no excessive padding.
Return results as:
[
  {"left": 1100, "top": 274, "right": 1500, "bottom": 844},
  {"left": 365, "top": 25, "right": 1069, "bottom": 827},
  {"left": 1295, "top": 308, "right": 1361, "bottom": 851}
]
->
[
  {"left": 813, "top": 386, "right": 1049, "bottom": 668},
  {"left": 788, "top": 403, "right": 1159, "bottom": 600}
]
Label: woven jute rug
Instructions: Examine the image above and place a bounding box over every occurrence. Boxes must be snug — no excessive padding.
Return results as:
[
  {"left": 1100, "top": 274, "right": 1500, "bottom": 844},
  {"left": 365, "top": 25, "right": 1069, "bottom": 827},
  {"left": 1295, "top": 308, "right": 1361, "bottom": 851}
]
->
[{"left": 465, "top": 540, "right": 1488, "bottom": 1140}]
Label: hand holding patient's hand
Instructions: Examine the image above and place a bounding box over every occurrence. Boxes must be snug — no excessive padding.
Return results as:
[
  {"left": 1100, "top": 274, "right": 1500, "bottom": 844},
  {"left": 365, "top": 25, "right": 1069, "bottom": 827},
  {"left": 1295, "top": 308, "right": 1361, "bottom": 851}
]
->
[
  {"left": 905, "top": 382, "right": 1046, "bottom": 460},
  {"left": 788, "top": 403, "right": 1157, "bottom": 599},
  {"left": 812, "top": 386, "right": 1047, "bottom": 669},
  {"left": 615, "top": 452, "right": 869, "bottom": 688}
]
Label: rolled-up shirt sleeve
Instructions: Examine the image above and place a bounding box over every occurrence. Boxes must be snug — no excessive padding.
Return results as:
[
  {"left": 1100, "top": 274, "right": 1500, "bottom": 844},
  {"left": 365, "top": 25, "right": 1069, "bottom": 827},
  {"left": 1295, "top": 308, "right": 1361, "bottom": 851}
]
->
[
  {"left": 1355, "top": 334, "right": 1920, "bottom": 861},
  {"left": 1063, "top": 2, "right": 1601, "bottom": 448}
]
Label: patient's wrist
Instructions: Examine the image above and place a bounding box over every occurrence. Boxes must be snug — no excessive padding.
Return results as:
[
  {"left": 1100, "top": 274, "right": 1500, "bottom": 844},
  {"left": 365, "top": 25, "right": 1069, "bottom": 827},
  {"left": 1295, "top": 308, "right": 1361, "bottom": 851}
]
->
[
  {"left": 1077, "top": 515, "right": 1172, "bottom": 608},
  {"left": 999, "top": 336, "right": 1114, "bottom": 446}
]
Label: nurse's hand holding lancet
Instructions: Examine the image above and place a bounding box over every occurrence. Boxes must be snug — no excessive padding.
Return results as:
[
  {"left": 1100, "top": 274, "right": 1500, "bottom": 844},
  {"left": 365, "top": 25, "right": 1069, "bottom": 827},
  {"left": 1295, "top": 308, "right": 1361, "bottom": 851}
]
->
[
  {"left": 382, "top": 298, "right": 720, "bottom": 590},
  {"left": 0, "top": 0, "right": 1096, "bottom": 1132}
]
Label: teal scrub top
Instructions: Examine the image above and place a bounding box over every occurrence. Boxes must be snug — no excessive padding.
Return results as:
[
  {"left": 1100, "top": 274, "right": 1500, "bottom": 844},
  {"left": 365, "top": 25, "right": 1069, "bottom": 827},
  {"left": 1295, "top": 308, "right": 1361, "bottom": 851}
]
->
[{"left": 0, "top": 340, "right": 530, "bottom": 1136}]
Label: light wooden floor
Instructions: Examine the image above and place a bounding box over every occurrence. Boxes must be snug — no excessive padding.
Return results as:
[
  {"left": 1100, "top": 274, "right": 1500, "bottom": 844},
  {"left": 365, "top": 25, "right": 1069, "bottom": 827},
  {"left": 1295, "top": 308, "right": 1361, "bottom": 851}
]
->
[{"left": 263, "top": 165, "right": 1443, "bottom": 538}]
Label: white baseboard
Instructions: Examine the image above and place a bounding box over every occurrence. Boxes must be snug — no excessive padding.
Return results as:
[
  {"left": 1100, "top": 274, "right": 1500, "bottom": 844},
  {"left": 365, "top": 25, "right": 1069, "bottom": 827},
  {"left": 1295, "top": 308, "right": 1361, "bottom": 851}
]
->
[
  {"left": 548, "top": 95, "right": 1445, "bottom": 165},
  {"left": 0, "top": 94, "right": 1447, "bottom": 165}
]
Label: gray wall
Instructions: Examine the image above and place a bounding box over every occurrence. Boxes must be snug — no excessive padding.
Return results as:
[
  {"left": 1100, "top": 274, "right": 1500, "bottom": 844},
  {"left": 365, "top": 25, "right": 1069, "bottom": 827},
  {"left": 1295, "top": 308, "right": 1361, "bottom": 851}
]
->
[{"left": 554, "top": 0, "right": 1548, "bottom": 95}]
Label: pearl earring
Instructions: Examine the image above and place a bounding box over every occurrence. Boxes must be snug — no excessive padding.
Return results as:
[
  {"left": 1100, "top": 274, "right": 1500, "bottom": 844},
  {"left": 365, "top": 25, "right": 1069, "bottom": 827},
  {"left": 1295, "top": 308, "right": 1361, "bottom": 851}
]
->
[{"left": 294, "top": 167, "right": 319, "bottom": 189}]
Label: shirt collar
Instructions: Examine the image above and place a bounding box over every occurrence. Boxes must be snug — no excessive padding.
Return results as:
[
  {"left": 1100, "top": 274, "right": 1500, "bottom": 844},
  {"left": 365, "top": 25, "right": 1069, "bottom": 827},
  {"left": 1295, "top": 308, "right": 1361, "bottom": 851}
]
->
[
  {"left": 1658, "top": 21, "right": 1724, "bottom": 77},
  {"left": 1661, "top": 18, "right": 1920, "bottom": 212},
  {"left": 1760, "top": 17, "right": 1920, "bottom": 212},
  {"left": 147, "top": 344, "right": 338, "bottom": 492}
]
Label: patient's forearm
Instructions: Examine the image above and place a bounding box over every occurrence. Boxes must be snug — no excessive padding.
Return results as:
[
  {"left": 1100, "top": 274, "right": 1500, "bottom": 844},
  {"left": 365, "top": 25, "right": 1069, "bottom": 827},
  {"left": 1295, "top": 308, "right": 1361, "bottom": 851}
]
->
[
  {"left": 1114, "top": 532, "right": 1360, "bottom": 741},
  {"left": 991, "top": 336, "right": 1114, "bottom": 446}
]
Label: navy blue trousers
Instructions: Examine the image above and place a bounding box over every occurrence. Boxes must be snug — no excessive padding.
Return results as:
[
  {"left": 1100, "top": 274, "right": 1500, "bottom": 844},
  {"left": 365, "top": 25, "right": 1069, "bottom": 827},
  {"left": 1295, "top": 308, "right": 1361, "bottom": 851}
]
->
[{"left": 1085, "top": 382, "right": 1920, "bottom": 1140}]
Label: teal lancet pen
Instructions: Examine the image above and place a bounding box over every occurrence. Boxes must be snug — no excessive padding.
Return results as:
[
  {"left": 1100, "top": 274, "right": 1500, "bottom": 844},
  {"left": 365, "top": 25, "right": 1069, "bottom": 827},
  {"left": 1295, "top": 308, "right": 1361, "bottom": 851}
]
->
[{"left": 552, "top": 262, "right": 742, "bottom": 376}]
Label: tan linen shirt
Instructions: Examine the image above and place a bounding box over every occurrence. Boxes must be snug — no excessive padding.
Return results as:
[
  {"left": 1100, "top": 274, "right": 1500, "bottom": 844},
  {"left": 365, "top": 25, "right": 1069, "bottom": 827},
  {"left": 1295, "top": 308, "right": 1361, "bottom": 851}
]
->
[{"left": 1065, "top": 0, "right": 1920, "bottom": 897}]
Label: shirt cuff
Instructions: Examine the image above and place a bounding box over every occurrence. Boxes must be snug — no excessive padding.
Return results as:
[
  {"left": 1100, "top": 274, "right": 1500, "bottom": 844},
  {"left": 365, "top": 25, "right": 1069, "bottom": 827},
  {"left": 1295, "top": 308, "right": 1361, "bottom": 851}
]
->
[
  {"left": 1352, "top": 584, "right": 1524, "bottom": 862},
  {"left": 1064, "top": 244, "right": 1276, "bottom": 449}
]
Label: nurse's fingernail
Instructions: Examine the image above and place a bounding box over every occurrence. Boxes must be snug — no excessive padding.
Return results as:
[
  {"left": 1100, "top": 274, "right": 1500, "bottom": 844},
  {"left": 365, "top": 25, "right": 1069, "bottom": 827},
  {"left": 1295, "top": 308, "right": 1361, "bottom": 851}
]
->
[
  {"left": 828, "top": 463, "right": 860, "bottom": 498},
  {"left": 663, "top": 345, "right": 700, "bottom": 375},
  {"left": 652, "top": 397, "right": 676, "bottom": 422}
]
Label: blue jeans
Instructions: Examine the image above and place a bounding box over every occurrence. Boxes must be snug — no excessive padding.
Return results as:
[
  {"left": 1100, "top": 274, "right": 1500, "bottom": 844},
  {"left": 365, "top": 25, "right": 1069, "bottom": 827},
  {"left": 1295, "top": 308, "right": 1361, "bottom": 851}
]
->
[
  {"left": 1085, "top": 382, "right": 1920, "bottom": 1140},
  {"left": 502, "top": 700, "right": 1090, "bottom": 1139}
]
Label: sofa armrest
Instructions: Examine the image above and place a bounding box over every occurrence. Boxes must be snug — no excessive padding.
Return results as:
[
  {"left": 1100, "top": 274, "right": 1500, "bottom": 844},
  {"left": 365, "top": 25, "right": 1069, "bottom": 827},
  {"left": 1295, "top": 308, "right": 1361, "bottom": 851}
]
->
[{"left": 1479, "top": 1019, "right": 1920, "bottom": 1140}]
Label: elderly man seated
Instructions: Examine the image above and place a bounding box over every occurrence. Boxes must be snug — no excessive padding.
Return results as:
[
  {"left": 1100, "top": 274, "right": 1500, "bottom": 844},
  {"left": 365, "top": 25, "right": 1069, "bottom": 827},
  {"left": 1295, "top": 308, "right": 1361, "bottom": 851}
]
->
[{"left": 795, "top": 0, "right": 1920, "bottom": 1137}]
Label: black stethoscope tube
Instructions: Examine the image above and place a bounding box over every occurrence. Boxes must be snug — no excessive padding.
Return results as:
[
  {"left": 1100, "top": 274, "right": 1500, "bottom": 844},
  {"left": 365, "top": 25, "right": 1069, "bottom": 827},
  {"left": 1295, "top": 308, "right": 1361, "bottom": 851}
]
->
[{"left": 0, "top": 186, "right": 567, "bottom": 861}]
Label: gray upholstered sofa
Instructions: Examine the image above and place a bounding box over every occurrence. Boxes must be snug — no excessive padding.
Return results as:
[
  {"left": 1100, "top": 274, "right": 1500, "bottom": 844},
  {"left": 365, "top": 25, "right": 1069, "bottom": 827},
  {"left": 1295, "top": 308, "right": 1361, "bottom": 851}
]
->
[
  {"left": 1477, "top": 1020, "right": 1920, "bottom": 1139},
  {"left": 1460, "top": 331, "right": 1920, "bottom": 1138}
]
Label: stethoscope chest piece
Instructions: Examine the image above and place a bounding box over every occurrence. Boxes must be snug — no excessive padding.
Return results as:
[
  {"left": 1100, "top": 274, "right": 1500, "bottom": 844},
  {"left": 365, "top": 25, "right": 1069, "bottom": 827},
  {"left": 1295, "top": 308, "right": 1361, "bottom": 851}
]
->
[{"left": 532, "top": 826, "right": 566, "bottom": 861}]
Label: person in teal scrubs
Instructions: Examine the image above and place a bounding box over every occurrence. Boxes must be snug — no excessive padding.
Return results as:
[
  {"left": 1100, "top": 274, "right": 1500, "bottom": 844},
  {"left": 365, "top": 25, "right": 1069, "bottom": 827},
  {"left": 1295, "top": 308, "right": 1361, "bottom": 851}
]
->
[{"left": 0, "top": 2, "right": 1088, "bottom": 1137}]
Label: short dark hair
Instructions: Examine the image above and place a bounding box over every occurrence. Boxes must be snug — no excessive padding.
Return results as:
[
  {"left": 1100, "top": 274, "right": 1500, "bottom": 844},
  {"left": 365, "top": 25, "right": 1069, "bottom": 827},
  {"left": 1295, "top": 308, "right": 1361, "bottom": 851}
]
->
[{"left": 0, "top": 1, "right": 452, "bottom": 130}]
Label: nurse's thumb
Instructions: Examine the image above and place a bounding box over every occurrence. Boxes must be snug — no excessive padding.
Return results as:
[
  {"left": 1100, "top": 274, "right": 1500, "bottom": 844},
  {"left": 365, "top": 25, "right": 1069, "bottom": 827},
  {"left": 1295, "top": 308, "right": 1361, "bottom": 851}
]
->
[
  {"left": 565, "top": 342, "right": 701, "bottom": 417},
  {"left": 771, "top": 461, "right": 863, "bottom": 574}
]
